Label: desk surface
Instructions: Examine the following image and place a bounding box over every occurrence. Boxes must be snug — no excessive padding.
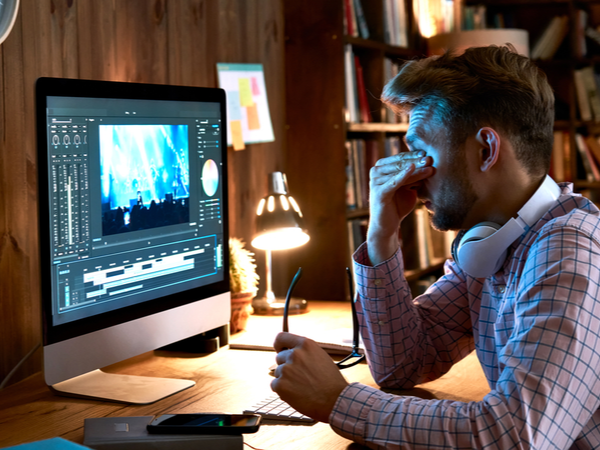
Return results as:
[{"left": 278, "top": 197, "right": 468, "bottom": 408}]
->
[{"left": 0, "top": 301, "right": 490, "bottom": 449}]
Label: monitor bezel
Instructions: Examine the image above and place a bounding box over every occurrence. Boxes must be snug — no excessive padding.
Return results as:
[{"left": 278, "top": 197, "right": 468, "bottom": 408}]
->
[{"left": 36, "top": 77, "right": 230, "bottom": 347}]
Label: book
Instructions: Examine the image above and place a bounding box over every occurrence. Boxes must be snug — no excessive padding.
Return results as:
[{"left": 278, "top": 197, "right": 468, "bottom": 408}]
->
[
  {"left": 343, "top": 0, "right": 356, "bottom": 37},
  {"left": 345, "top": 141, "right": 357, "bottom": 209},
  {"left": 573, "top": 9, "right": 589, "bottom": 59},
  {"left": 544, "top": 16, "right": 569, "bottom": 60},
  {"left": 580, "top": 66, "right": 600, "bottom": 122},
  {"left": 586, "top": 26, "right": 600, "bottom": 48},
  {"left": 354, "top": 56, "right": 372, "bottom": 123},
  {"left": 383, "top": 0, "right": 408, "bottom": 47},
  {"left": 396, "top": 0, "right": 409, "bottom": 47},
  {"left": 346, "top": 139, "right": 379, "bottom": 209},
  {"left": 551, "top": 130, "right": 565, "bottom": 182},
  {"left": 575, "top": 133, "right": 599, "bottom": 181},
  {"left": 344, "top": 44, "right": 358, "bottom": 123},
  {"left": 563, "top": 131, "right": 572, "bottom": 181},
  {"left": 585, "top": 134, "right": 600, "bottom": 167},
  {"left": 531, "top": 16, "right": 569, "bottom": 60},
  {"left": 574, "top": 69, "right": 593, "bottom": 122},
  {"left": 353, "top": 0, "right": 370, "bottom": 39}
]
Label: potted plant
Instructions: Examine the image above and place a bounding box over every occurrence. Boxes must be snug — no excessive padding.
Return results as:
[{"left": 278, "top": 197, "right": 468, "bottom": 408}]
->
[{"left": 229, "top": 237, "right": 260, "bottom": 333}]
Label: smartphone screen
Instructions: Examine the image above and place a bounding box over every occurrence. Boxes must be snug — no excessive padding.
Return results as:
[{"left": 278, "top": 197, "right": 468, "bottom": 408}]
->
[{"left": 147, "top": 414, "right": 261, "bottom": 434}]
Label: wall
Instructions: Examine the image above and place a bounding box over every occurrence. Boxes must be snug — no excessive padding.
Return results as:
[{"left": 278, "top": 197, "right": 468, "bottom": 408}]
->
[{"left": 0, "top": 0, "right": 286, "bottom": 386}]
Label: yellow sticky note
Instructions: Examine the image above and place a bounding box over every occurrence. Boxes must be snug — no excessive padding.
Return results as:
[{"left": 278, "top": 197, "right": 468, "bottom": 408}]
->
[
  {"left": 230, "top": 120, "right": 245, "bottom": 150},
  {"left": 238, "top": 78, "right": 254, "bottom": 107},
  {"left": 246, "top": 104, "right": 261, "bottom": 130}
]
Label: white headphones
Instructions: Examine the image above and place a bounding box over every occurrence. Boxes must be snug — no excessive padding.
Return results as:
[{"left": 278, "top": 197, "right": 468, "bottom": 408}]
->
[{"left": 452, "top": 175, "right": 561, "bottom": 278}]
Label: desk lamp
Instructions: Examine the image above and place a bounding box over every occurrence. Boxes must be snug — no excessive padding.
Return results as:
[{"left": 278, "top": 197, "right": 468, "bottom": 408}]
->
[{"left": 251, "top": 172, "right": 310, "bottom": 315}]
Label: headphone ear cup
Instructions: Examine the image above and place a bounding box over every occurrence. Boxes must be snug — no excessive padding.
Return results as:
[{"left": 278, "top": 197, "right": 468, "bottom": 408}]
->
[{"left": 453, "top": 222, "right": 502, "bottom": 274}]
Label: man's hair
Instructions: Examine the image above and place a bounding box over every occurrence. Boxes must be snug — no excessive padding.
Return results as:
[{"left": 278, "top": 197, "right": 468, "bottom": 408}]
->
[{"left": 381, "top": 45, "right": 555, "bottom": 177}]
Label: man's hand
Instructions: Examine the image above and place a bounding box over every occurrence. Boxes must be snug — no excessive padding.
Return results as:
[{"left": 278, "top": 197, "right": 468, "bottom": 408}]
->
[
  {"left": 271, "top": 332, "right": 349, "bottom": 423},
  {"left": 367, "top": 151, "right": 434, "bottom": 265}
]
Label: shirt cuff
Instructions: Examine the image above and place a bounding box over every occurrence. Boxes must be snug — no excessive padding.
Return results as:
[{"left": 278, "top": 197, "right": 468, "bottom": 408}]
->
[
  {"left": 329, "top": 382, "right": 381, "bottom": 445},
  {"left": 352, "top": 241, "right": 405, "bottom": 300}
]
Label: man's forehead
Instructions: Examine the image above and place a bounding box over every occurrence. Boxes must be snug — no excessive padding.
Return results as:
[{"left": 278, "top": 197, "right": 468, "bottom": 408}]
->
[{"left": 406, "top": 108, "right": 443, "bottom": 146}]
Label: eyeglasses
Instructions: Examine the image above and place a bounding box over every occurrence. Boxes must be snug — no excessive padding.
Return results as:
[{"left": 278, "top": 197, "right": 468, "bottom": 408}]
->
[{"left": 282, "top": 267, "right": 365, "bottom": 369}]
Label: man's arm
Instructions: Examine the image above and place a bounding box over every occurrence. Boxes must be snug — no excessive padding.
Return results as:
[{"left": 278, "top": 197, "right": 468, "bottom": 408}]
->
[
  {"left": 353, "top": 242, "right": 474, "bottom": 389},
  {"left": 329, "top": 222, "right": 600, "bottom": 449}
]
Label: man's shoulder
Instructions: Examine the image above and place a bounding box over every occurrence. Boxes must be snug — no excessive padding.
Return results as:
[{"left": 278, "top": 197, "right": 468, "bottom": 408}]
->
[{"left": 543, "top": 191, "right": 600, "bottom": 237}]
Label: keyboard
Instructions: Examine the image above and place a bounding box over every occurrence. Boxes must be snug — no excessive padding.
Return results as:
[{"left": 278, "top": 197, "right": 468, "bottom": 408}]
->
[{"left": 244, "top": 394, "right": 315, "bottom": 423}]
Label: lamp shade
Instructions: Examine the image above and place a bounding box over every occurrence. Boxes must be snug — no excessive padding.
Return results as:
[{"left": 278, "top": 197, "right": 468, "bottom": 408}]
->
[{"left": 251, "top": 172, "right": 309, "bottom": 251}]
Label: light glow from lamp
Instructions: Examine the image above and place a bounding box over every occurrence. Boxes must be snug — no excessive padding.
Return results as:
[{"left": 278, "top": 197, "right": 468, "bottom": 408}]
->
[{"left": 251, "top": 227, "right": 310, "bottom": 251}]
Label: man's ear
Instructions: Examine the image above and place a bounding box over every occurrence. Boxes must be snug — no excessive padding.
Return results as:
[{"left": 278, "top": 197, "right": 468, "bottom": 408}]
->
[{"left": 475, "top": 127, "right": 501, "bottom": 172}]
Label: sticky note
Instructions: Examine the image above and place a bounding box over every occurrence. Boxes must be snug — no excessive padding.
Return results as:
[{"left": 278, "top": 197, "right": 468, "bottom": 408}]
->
[
  {"left": 238, "top": 78, "right": 254, "bottom": 107},
  {"left": 246, "top": 104, "right": 261, "bottom": 130},
  {"left": 227, "top": 91, "right": 242, "bottom": 121},
  {"left": 251, "top": 77, "right": 261, "bottom": 96},
  {"left": 230, "top": 120, "right": 245, "bottom": 150}
]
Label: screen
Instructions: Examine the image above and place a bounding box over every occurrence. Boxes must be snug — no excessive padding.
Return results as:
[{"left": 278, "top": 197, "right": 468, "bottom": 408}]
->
[
  {"left": 45, "top": 95, "right": 225, "bottom": 327},
  {"left": 37, "top": 78, "right": 230, "bottom": 399},
  {"left": 154, "top": 414, "right": 260, "bottom": 427}
]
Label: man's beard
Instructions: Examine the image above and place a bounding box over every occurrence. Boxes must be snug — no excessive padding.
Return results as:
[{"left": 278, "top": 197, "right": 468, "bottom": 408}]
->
[{"left": 425, "top": 166, "right": 479, "bottom": 232}]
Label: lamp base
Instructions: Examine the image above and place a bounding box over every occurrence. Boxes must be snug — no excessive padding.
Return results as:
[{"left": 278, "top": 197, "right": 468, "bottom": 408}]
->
[{"left": 252, "top": 296, "right": 308, "bottom": 316}]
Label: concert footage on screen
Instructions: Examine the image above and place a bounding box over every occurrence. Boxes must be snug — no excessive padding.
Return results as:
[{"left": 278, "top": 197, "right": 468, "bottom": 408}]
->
[{"left": 99, "top": 124, "right": 190, "bottom": 237}]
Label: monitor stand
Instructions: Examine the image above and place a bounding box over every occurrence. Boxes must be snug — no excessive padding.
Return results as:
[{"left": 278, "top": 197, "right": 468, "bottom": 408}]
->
[{"left": 50, "top": 369, "right": 195, "bottom": 404}]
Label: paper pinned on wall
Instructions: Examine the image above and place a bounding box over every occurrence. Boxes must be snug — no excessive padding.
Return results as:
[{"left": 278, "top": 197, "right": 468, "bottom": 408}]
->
[{"left": 217, "top": 63, "right": 275, "bottom": 150}]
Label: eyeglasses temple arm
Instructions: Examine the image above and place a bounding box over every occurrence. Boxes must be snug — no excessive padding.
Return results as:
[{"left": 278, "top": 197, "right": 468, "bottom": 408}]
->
[
  {"left": 346, "top": 267, "right": 360, "bottom": 352},
  {"left": 283, "top": 267, "right": 303, "bottom": 333}
]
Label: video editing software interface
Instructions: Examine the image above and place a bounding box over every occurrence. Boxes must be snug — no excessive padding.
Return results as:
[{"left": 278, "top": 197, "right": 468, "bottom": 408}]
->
[{"left": 44, "top": 94, "right": 225, "bottom": 326}]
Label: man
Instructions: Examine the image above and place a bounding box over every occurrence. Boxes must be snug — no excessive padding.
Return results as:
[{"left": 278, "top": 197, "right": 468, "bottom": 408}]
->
[{"left": 271, "top": 45, "right": 600, "bottom": 448}]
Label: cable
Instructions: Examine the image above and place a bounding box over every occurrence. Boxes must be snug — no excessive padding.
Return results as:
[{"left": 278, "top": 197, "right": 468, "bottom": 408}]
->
[{"left": 0, "top": 342, "right": 42, "bottom": 390}]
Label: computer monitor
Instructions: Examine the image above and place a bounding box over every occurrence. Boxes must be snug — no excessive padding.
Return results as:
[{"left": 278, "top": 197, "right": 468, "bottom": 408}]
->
[{"left": 35, "top": 77, "right": 230, "bottom": 404}]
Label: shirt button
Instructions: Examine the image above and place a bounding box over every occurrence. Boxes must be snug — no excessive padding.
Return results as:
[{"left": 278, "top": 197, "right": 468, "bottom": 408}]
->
[
  {"left": 498, "top": 285, "right": 506, "bottom": 293},
  {"left": 378, "top": 321, "right": 386, "bottom": 326},
  {"left": 374, "top": 279, "right": 382, "bottom": 286}
]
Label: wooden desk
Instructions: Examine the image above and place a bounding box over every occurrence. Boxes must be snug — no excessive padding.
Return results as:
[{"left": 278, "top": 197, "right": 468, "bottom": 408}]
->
[{"left": 0, "top": 301, "right": 490, "bottom": 449}]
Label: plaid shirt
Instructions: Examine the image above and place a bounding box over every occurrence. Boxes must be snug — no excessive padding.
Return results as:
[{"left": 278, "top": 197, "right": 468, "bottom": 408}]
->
[{"left": 330, "top": 183, "right": 600, "bottom": 449}]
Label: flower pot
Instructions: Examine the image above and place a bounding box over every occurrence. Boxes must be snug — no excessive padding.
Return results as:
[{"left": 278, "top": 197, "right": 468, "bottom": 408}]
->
[{"left": 230, "top": 292, "right": 255, "bottom": 334}]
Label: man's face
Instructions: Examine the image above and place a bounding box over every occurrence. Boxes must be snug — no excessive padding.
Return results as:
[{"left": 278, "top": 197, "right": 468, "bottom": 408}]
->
[{"left": 405, "top": 109, "right": 478, "bottom": 231}]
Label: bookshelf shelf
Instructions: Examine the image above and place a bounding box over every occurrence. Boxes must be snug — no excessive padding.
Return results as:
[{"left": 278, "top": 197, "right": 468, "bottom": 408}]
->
[
  {"left": 574, "top": 180, "right": 600, "bottom": 188},
  {"left": 346, "top": 208, "right": 370, "bottom": 220},
  {"left": 554, "top": 120, "right": 572, "bottom": 129}
]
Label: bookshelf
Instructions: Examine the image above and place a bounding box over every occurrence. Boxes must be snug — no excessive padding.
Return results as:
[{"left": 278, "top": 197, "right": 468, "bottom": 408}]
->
[
  {"left": 283, "top": 0, "right": 600, "bottom": 301},
  {"left": 283, "top": 0, "right": 448, "bottom": 300}
]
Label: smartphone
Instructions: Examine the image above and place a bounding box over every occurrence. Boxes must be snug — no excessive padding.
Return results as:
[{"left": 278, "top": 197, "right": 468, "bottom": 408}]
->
[{"left": 146, "top": 413, "right": 261, "bottom": 435}]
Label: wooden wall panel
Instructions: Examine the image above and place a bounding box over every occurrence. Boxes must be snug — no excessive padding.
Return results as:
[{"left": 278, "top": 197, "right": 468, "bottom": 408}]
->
[
  {"left": 0, "top": 0, "right": 285, "bottom": 387},
  {"left": 284, "top": 1, "right": 348, "bottom": 301}
]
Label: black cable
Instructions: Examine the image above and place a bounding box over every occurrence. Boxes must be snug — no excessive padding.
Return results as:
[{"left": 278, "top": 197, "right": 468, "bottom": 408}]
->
[{"left": 0, "top": 342, "right": 42, "bottom": 390}]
